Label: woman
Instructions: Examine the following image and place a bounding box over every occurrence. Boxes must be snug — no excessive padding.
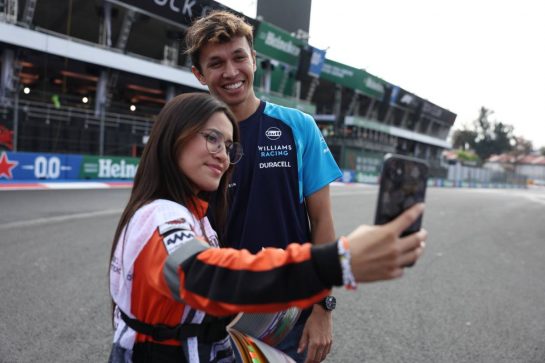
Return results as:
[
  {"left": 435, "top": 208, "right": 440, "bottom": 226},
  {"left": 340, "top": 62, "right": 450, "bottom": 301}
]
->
[{"left": 108, "top": 93, "right": 427, "bottom": 362}]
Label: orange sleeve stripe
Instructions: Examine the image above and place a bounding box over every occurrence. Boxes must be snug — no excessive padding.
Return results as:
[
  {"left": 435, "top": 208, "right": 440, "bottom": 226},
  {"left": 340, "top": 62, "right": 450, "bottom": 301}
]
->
[
  {"left": 195, "top": 243, "right": 313, "bottom": 271},
  {"left": 139, "top": 231, "right": 177, "bottom": 298},
  {"left": 132, "top": 231, "right": 186, "bottom": 346},
  {"left": 133, "top": 231, "right": 171, "bottom": 302},
  {"left": 181, "top": 287, "right": 330, "bottom": 317}
]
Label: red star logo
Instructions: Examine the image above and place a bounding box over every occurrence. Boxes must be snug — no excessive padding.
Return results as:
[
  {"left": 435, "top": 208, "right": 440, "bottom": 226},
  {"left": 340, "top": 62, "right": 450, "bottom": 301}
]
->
[{"left": 0, "top": 152, "right": 18, "bottom": 179}]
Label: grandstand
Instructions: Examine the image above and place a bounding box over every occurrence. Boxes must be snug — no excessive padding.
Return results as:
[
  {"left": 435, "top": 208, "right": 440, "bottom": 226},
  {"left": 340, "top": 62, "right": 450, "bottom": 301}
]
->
[{"left": 0, "top": 0, "right": 456, "bottom": 180}]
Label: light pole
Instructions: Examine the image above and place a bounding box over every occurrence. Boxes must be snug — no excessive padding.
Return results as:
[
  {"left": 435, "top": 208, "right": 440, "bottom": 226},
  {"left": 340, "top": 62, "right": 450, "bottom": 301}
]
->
[
  {"left": 99, "top": 102, "right": 105, "bottom": 156},
  {"left": 13, "top": 85, "right": 19, "bottom": 151}
]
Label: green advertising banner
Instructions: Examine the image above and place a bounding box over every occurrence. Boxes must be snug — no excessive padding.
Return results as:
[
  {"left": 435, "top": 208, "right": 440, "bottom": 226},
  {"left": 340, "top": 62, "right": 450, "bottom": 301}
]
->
[
  {"left": 254, "top": 21, "right": 304, "bottom": 67},
  {"left": 320, "top": 59, "right": 386, "bottom": 100},
  {"left": 80, "top": 156, "right": 139, "bottom": 179},
  {"left": 255, "top": 90, "right": 316, "bottom": 115}
]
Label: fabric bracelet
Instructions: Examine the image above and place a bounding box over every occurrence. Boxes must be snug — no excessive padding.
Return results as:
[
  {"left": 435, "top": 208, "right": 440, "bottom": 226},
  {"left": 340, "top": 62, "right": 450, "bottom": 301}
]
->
[{"left": 338, "top": 236, "right": 357, "bottom": 290}]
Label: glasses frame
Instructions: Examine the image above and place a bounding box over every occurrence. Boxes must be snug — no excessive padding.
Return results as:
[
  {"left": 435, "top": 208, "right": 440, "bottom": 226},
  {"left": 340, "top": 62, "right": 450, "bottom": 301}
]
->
[{"left": 198, "top": 129, "right": 243, "bottom": 165}]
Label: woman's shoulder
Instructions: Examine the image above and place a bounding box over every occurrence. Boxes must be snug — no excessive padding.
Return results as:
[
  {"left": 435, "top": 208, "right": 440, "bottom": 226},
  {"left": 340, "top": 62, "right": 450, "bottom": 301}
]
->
[{"left": 133, "top": 199, "right": 193, "bottom": 228}]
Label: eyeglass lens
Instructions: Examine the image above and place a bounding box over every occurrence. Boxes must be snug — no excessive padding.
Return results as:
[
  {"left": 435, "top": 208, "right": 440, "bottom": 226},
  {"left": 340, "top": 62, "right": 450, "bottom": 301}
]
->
[{"left": 202, "top": 130, "right": 243, "bottom": 164}]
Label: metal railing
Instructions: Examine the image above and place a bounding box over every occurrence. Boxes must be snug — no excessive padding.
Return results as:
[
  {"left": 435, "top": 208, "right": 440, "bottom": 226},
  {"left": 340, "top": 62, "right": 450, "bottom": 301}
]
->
[{"left": 1, "top": 98, "right": 154, "bottom": 156}]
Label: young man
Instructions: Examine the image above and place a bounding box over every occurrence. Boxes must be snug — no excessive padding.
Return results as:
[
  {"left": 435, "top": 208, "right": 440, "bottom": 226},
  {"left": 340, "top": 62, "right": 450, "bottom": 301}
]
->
[{"left": 185, "top": 11, "right": 343, "bottom": 363}]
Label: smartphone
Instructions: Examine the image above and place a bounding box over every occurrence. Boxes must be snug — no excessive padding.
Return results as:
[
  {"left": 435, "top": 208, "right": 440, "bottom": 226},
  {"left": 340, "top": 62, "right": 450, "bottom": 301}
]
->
[{"left": 374, "top": 154, "right": 428, "bottom": 239}]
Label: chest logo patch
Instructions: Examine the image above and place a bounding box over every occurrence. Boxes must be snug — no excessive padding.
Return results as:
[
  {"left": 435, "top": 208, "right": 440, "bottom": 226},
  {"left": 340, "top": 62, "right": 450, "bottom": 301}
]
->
[
  {"left": 265, "top": 127, "right": 282, "bottom": 140},
  {"left": 163, "top": 230, "right": 196, "bottom": 255}
]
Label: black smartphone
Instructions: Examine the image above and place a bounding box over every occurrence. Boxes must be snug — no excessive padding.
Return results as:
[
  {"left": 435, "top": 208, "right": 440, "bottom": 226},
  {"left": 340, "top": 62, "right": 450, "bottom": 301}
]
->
[{"left": 374, "top": 154, "right": 429, "bottom": 238}]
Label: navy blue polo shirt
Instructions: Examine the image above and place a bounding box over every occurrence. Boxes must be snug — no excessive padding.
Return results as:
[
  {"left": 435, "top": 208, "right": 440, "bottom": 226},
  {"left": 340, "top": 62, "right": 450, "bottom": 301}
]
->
[{"left": 224, "top": 101, "right": 342, "bottom": 253}]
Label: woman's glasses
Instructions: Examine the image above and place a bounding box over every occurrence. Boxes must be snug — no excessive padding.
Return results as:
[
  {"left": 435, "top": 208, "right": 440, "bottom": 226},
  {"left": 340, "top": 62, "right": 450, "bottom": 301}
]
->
[{"left": 199, "top": 129, "right": 243, "bottom": 164}]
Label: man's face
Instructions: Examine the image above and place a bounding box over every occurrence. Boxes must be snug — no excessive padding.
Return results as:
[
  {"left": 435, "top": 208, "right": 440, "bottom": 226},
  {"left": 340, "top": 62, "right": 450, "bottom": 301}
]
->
[{"left": 192, "top": 36, "right": 257, "bottom": 110}]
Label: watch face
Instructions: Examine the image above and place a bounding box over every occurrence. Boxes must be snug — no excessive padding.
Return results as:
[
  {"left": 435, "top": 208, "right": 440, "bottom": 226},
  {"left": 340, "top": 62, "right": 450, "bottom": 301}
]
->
[{"left": 325, "top": 296, "right": 336, "bottom": 310}]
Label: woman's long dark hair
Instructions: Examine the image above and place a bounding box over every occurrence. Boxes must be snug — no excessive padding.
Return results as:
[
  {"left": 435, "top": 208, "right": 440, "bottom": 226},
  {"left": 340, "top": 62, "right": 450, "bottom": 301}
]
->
[{"left": 109, "top": 92, "right": 238, "bottom": 289}]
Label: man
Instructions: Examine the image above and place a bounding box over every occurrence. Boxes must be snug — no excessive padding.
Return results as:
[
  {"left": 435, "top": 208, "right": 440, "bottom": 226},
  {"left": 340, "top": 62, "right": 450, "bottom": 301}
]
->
[{"left": 185, "top": 11, "right": 342, "bottom": 363}]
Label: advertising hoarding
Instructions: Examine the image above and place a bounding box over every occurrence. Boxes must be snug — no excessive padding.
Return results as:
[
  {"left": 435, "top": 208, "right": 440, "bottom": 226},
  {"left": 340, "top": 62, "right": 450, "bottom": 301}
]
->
[
  {"left": 0, "top": 152, "right": 138, "bottom": 181},
  {"left": 254, "top": 21, "right": 304, "bottom": 67},
  {"left": 320, "top": 59, "right": 386, "bottom": 100},
  {"left": 107, "top": 0, "right": 256, "bottom": 28}
]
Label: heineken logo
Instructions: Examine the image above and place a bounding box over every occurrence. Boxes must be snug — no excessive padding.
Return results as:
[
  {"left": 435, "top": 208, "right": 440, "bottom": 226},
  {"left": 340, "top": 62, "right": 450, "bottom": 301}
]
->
[
  {"left": 364, "top": 77, "right": 384, "bottom": 93},
  {"left": 98, "top": 159, "right": 138, "bottom": 178},
  {"left": 264, "top": 32, "right": 300, "bottom": 57}
]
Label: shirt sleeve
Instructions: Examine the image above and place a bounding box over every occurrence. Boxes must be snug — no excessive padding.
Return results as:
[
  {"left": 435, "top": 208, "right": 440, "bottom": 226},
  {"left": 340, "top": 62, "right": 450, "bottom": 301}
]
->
[
  {"left": 134, "top": 205, "right": 343, "bottom": 317},
  {"left": 299, "top": 113, "right": 342, "bottom": 198},
  {"left": 179, "top": 242, "right": 342, "bottom": 316},
  {"left": 263, "top": 103, "right": 342, "bottom": 202}
]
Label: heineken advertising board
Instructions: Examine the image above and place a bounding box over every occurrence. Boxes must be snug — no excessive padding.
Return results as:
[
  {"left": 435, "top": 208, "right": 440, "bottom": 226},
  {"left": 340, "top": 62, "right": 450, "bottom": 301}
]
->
[
  {"left": 0, "top": 151, "right": 138, "bottom": 181},
  {"left": 254, "top": 21, "right": 304, "bottom": 67},
  {"left": 81, "top": 156, "right": 139, "bottom": 179},
  {"left": 320, "top": 59, "right": 386, "bottom": 100}
]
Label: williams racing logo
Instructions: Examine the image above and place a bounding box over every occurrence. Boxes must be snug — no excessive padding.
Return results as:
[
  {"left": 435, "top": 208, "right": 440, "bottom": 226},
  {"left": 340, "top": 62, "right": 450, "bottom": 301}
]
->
[
  {"left": 265, "top": 127, "right": 282, "bottom": 140},
  {"left": 257, "top": 144, "right": 293, "bottom": 169}
]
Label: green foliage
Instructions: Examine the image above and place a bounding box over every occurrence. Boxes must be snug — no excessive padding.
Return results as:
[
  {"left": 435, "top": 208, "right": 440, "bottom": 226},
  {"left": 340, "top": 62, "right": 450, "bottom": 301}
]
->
[
  {"left": 452, "top": 129, "right": 477, "bottom": 150},
  {"left": 452, "top": 106, "right": 515, "bottom": 161},
  {"left": 541, "top": 146, "right": 545, "bottom": 156},
  {"left": 455, "top": 149, "right": 479, "bottom": 162},
  {"left": 474, "top": 121, "right": 514, "bottom": 160}
]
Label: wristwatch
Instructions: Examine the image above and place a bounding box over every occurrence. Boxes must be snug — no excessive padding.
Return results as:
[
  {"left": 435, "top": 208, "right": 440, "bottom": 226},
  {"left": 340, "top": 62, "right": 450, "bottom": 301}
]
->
[{"left": 319, "top": 295, "right": 336, "bottom": 311}]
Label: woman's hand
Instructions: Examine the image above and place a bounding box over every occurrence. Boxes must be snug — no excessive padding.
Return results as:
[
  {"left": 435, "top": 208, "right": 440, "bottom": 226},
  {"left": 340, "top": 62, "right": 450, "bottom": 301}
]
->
[{"left": 347, "top": 203, "right": 427, "bottom": 282}]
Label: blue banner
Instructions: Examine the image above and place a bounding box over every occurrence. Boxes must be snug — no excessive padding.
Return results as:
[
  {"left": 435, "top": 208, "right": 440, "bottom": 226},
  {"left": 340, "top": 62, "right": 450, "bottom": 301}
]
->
[
  {"left": 0, "top": 151, "right": 83, "bottom": 180},
  {"left": 308, "top": 47, "right": 326, "bottom": 77}
]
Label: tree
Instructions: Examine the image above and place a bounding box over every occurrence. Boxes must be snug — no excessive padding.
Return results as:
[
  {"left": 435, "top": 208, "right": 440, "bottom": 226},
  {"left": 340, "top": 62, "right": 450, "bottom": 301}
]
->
[
  {"left": 451, "top": 107, "right": 515, "bottom": 161},
  {"left": 512, "top": 136, "right": 533, "bottom": 157},
  {"left": 540, "top": 146, "right": 545, "bottom": 157},
  {"left": 452, "top": 129, "right": 477, "bottom": 150}
]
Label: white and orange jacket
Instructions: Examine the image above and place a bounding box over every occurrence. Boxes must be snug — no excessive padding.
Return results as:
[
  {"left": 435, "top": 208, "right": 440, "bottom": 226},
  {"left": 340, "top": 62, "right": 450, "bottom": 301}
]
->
[{"left": 109, "top": 199, "right": 342, "bottom": 362}]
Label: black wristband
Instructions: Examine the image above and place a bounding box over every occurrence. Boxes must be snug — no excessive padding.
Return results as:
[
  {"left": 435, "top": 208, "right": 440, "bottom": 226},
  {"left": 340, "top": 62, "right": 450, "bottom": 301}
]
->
[{"left": 310, "top": 242, "right": 343, "bottom": 287}]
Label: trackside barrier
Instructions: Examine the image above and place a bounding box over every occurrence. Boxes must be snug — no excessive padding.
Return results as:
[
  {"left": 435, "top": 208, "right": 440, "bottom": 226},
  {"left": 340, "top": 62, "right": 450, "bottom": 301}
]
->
[
  {"left": 427, "top": 178, "right": 526, "bottom": 189},
  {"left": 1, "top": 154, "right": 528, "bottom": 190},
  {"left": 340, "top": 169, "right": 527, "bottom": 189},
  {"left": 0, "top": 151, "right": 138, "bottom": 181}
]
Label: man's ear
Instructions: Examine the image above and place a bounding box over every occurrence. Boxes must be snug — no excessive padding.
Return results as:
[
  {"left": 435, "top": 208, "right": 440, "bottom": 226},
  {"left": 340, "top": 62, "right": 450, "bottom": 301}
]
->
[{"left": 192, "top": 66, "right": 207, "bottom": 85}]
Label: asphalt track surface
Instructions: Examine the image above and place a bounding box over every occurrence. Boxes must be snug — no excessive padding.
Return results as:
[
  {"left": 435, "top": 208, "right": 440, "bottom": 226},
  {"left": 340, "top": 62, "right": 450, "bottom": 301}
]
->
[{"left": 1, "top": 185, "right": 545, "bottom": 363}]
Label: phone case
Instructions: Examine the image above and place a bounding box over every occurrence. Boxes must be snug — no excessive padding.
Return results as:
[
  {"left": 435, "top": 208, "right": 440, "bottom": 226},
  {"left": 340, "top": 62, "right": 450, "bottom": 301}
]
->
[{"left": 374, "top": 153, "right": 429, "bottom": 237}]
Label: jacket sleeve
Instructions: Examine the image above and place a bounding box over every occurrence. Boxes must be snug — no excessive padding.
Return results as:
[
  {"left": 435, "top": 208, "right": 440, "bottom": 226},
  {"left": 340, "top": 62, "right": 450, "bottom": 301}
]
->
[{"left": 147, "top": 226, "right": 343, "bottom": 316}]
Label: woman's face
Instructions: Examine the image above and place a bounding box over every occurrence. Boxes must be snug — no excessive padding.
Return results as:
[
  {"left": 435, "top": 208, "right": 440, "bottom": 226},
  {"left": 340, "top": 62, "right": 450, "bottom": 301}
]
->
[{"left": 178, "top": 111, "right": 234, "bottom": 194}]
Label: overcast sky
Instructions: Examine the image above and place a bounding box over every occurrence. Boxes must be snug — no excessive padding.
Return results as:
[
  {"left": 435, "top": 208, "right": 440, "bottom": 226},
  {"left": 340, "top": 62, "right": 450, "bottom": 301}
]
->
[{"left": 217, "top": 0, "right": 545, "bottom": 149}]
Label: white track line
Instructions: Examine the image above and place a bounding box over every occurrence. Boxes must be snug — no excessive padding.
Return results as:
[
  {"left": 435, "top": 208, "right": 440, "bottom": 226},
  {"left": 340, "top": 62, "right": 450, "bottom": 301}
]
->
[{"left": 0, "top": 209, "right": 122, "bottom": 230}]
